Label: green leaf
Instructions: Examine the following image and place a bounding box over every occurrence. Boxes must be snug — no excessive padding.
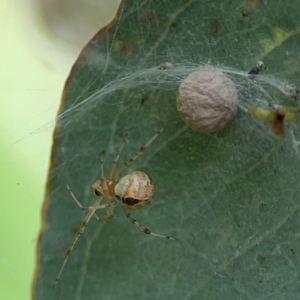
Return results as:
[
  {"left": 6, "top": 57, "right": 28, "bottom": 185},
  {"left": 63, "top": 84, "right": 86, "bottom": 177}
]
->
[{"left": 34, "top": 1, "right": 300, "bottom": 299}]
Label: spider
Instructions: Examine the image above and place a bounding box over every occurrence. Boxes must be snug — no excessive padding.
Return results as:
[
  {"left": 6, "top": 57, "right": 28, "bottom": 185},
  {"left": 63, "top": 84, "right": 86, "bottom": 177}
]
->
[{"left": 53, "top": 128, "right": 178, "bottom": 287}]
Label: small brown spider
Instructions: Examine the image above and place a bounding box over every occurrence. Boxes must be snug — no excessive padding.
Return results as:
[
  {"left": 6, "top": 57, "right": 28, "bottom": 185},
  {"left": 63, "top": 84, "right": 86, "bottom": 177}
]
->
[{"left": 53, "top": 129, "right": 177, "bottom": 287}]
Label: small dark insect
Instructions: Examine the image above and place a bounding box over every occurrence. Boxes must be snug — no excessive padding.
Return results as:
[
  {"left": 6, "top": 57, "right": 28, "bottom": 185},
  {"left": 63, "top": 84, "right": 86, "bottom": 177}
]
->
[{"left": 248, "top": 61, "right": 264, "bottom": 79}]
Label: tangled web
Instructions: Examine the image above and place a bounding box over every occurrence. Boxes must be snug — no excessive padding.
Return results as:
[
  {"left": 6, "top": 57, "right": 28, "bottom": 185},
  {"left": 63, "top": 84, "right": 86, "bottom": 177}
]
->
[{"left": 58, "top": 61, "right": 300, "bottom": 152}]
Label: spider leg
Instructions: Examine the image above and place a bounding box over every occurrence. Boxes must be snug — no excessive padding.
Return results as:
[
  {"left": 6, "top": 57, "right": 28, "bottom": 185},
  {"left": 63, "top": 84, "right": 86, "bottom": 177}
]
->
[
  {"left": 108, "top": 133, "right": 128, "bottom": 178},
  {"left": 67, "top": 184, "right": 116, "bottom": 211},
  {"left": 100, "top": 151, "right": 105, "bottom": 178},
  {"left": 67, "top": 185, "right": 107, "bottom": 222},
  {"left": 81, "top": 199, "right": 116, "bottom": 211},
  {"left": 66, "top": 184, "right": 87, "bottom": 209},
  {"left": 53, "top": 193, "right": 103, "bottom": 288},
  {"left": 121, "top": 204, "right": 178, "bottom": 241},
  {"left": 94, "top": 211, "right": 114, "bottom": 222},
  {"left": 113, "top": 128, "right": 164, "bottom": 180}
]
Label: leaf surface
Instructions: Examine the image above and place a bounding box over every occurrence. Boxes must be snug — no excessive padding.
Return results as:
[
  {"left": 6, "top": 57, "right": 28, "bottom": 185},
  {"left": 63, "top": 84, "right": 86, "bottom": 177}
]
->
[{"left": 34, "top": 1, "right": 300, "bottom": 299}]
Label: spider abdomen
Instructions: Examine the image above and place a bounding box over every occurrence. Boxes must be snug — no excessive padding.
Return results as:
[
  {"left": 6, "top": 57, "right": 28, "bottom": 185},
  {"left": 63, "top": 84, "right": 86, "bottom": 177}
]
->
[{"left": 114, "top": 171, "right": 154, "bottom": 210}]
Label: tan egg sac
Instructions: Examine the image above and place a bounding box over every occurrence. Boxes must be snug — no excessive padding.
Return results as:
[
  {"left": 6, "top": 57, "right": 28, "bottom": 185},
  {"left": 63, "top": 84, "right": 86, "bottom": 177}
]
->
[
  {"left": 114, "top": 171, "right": 155, "bottom": 210},
  {"left": 177, "top": 70, "right": 238, "bottom": 132}
]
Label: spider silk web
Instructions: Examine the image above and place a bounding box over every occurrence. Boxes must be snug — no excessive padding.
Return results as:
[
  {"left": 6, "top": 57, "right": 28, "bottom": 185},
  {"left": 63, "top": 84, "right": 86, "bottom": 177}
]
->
[{"left": 34, "top": 1, "right": 300, "bottom": 300}]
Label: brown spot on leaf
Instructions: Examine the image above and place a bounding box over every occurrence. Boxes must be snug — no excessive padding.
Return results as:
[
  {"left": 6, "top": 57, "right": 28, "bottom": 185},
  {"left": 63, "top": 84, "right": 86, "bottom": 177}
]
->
[
  {"left": 143, "top": 11, "right": 159, "bottom": 25},
  {"left": 272, "top": 107, "right": 286, "bottom": 138},
  {"left": 113, "top": 40, "right": 142, "bottom": 58},
  {"left": 210, "top": 20, "right": 221, "bottom": 34}
]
